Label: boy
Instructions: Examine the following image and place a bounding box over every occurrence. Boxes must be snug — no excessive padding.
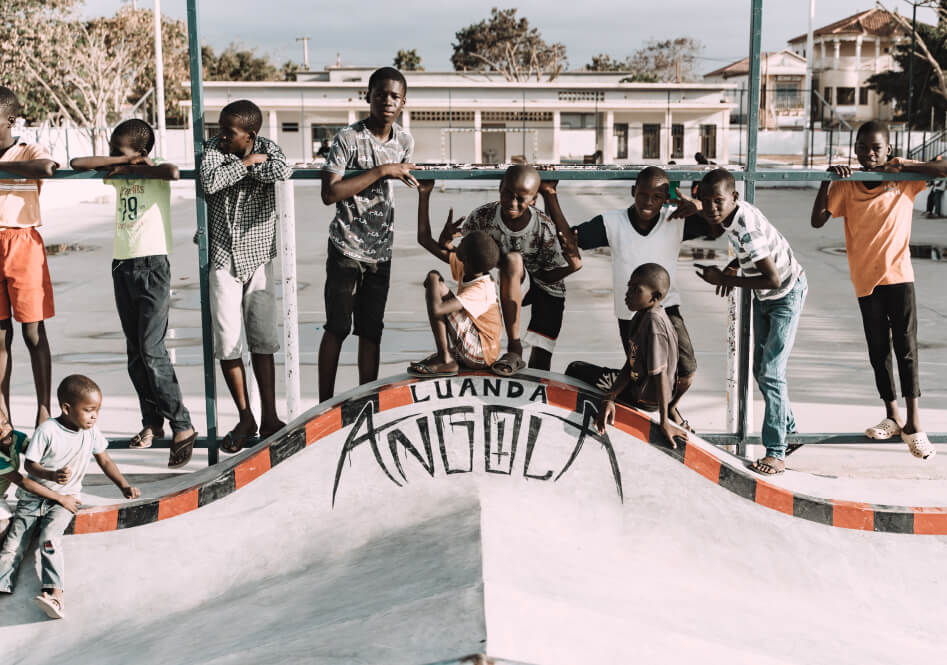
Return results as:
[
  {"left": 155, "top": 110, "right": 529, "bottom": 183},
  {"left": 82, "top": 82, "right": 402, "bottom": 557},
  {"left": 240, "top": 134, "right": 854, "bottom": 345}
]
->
[
  {"left": 200, "top": 99, "right": 291, "bottom": 454},
  {"left": 680, "top": 169, "right": 806, "bottom": 475},
  {"left": 410, "top": 179, "right": 501, "bottom": 375},
  {"left": 566, "top": 263, "right": 683, "bottom": 448},
  {"left": 319, "top": 67, "right": 416, "bottom": 400},
  {"left": 572, "top": 166, "right": 713, "bottom": 432},
  {"left": 0, "top": 86, "right": 59, "bottom": 440},
  {"left": 455, "top": 164, "right": 581, "bottom": 376},
  {"left": 0, "top": 374, "right": 140, "bottom": 620},
  {"left": 812, "top": 120, "right": 947, "bottom": 459},
  {"left": 71, "top": 119, "right": 197, "bottom": 468}
]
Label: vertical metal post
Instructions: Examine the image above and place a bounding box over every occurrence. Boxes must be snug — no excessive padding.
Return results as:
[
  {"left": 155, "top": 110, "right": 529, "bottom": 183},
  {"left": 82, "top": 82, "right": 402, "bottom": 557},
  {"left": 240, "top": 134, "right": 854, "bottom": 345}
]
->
[
  {"left": 738, "top": 0, "right": 764, "bottom": 450},
  {"left": 802, "top": 0, "right": 815, "bottom": 167},
  {"left": 186, "top": 0, "right": 218, "bottom": 465},
  {"left": 907, "top": 2, "right": 918, "bottom": 153},
  {"left": 154, "top": 0, "right": 167, "bottom": 158},
  {"left": 276, "top": 181, "right": 301, "bottom": 421}
]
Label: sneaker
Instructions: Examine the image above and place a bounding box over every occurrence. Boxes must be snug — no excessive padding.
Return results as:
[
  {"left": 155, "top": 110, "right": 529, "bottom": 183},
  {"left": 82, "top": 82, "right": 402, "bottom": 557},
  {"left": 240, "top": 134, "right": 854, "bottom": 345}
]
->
[{"left": 902, "top": 431, "right": 936, "bottom": 460}]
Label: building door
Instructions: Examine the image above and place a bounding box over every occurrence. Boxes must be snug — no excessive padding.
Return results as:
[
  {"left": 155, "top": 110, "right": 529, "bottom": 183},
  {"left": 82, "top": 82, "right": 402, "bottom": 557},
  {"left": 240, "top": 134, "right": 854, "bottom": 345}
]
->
[{"left": 482, "top": 124, "right": 506, "bottom": 164}]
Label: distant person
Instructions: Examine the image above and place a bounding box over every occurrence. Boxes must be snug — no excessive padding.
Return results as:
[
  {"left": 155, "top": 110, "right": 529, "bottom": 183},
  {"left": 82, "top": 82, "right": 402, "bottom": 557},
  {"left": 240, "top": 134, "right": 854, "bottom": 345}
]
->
[
  {"left": 70, "top": 120, "right": 198, "bottom": 468},
  {"left": 200, "top": 99, "right": 291, "bottom": 453},
  {"left": 0, "top": 86, "right": 59, "bottom": 439},
  {"left": 319, "top": 67, "right": 416, "bottom": 400},
  {"left": 924, "top": 177, "right": 944, "bottom": 217},
  {"left": 0, "top": 375, "right": 140, "bottom": 620},
  {"left": 567, "top": 263, "right": 685, "bottom": 448},
  {"left": 410, "top": 180, "right": 501, "bottom": 375},
  {"left": 454, "top": 165, "right": 581, "bottom": 375},
  {"left": 680, "top": 168, "right": 807, "bottom": 475},
  {"left": 571, "top": 166, "right": 715, "bottom": 433},
  {"left": 812, "top": 120, "right": 947, "bottom": 460}
]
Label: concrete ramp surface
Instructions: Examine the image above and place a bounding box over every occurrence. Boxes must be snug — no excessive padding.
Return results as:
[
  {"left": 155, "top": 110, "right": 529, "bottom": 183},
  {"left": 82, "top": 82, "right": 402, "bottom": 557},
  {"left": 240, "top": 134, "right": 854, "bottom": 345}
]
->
[{"left": 2, "top": 372, "right": 946, "bottom": 665}]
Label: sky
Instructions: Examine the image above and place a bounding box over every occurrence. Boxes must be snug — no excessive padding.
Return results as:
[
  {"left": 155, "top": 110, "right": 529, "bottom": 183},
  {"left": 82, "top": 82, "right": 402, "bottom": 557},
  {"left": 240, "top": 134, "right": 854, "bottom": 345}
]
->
[{"left": 82, "top": 0, "right": 940, "bottom": 74}]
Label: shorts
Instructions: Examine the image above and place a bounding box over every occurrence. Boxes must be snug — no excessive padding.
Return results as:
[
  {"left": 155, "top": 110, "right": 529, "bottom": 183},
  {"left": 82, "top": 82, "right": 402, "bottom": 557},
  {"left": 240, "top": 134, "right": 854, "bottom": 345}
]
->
[
  {"left": 619, "top": 305, "right": 697, "bottom": 378},
  {"left": 324, "top": 241, "right": 391, "bottom": 345},
  {"left": 210, "top": 260, "right": 280, "bottom": 360},
  {"left": 0, "top": 227, "right": 54, "bottom": 323},
  {"left": 522, "top": 276, "right": 565, "bottom": 354},
  {"left": 446, "top": 308, "right": 488, "bottom": 369}
]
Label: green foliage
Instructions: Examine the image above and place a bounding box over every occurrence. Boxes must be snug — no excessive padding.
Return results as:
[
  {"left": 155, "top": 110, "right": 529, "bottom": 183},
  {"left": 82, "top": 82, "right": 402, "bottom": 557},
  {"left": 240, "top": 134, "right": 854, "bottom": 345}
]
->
[
  {"left": 451, "top": 8, "right": 566, "bottom": 81},
  {"left": 394, "top": 49, "right": 424, "bottom": 71},
  {"left": 585, "top": 54, "right": 627, "bottom": 72},
  {"left": 585, "top": 39, "right": 700, "bottom": 82},
  {"left": 203, "top": 45, "right": 278, "bottom": 81}
]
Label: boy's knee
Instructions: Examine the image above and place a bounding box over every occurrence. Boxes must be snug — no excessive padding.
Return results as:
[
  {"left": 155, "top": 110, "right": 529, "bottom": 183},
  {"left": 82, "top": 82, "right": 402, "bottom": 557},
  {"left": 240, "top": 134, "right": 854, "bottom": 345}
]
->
[{"left": 21, "top": 322, "right": 46, "bottom": 349}]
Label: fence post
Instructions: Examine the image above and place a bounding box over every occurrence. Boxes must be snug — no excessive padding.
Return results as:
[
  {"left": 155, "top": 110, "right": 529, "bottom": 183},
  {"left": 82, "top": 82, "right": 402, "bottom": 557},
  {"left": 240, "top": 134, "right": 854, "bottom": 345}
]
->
[
  {"left": 276, "top": 180, "right": 301, "bottom": 421},
  {"left": 186, "top": 0, "right": 218, "bottom": 465}
]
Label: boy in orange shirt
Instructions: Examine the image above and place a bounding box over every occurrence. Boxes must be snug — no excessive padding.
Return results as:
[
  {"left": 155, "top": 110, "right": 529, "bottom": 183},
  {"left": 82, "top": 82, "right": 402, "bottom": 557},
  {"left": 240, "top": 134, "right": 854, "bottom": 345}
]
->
[
  {"left": 411, "top": 180, "right": 502, "bottom": 375},
  {"left": 0, "top": 87, "right": 59, "bottom": 441},
  {"left": 812, "top": 120, "right": 947, "bottom": 459}
]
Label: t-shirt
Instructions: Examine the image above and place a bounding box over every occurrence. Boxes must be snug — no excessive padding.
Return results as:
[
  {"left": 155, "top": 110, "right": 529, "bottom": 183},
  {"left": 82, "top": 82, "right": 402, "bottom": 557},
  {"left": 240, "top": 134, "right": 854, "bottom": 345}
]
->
[
  {"left": 106, "top": 158, "right": 173, "bottom": 259},
  {"left": 324, "top": 120, "right": 414, "bottom": 264},
  {"left": 723, "top": 200, "right": 802, "bottom": 301},
  {"left": 20, "top": 418, "right": 109, "bottom": 498},
  {"left": 826, "top": 179, "right": 926, "bottom": 298},
  {"left": 462, "top": 201, "right": 569, "bottom": 298},
  {"left": 0, "top": 431, "right": 27, "bottom": 499},
  {"left": 622, "top": 306, "right": 678, "bottom": 408},
  {"left": 0, "top": 141, "right": 53, "bottom": 228},
  {"left": 574, "top": 206, "right": 712, "bottom": 316},
  {"left": 449, "top": 252, "right": 503, "bottom": 365}
]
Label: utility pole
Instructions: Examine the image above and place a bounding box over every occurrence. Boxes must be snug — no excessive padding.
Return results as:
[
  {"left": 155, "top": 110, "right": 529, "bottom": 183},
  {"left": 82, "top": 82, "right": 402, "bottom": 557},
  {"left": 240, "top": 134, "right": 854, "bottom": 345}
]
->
[
  {"left": 296, "top": 37, "right": 311, "bottom": 71},
  {"left": 802, "top": 0, "right": 815, "bottom": 167},
  {"left": 154, "top": 0, "right": 167, "bottom": 157}
]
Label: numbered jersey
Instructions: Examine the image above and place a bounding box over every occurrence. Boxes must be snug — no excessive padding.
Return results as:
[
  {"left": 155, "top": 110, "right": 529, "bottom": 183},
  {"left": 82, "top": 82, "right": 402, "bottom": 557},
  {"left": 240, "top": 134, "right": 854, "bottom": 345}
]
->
[{"left": 106, "top": 159, "right": 173, "bottom": 259}]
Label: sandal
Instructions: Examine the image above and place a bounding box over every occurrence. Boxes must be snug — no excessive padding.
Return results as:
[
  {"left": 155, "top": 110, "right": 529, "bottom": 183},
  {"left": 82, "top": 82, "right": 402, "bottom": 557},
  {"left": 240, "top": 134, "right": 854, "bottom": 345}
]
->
[
  {"left": 34, "top": 593, "right": 64, "bottom": 620},
  {"left": 168, "top": 431, "right": 198, "bottom": 469},
  {"left": 407, "top": 360, "right": 459, "bottom": 378},
  {"left": 865, "top": 418, "right": 901, "bottom": 440},
  {"left": 750, "top": 456, "right": 785, "bottom": 475},
  {"left": 259, "top": 422, "right": 286, "bottom": 440},
  {"left": 219, "top": 428, "right": 256, "bottom": 455},
  {"left": 902, "top": 431, "right": 936, "bottom": 460},
  {"left": 129, "top": 427, "right": 165, "bottom": 450},
  {"left": 491, "top": 351, "right": 526, "bottom": 377}
]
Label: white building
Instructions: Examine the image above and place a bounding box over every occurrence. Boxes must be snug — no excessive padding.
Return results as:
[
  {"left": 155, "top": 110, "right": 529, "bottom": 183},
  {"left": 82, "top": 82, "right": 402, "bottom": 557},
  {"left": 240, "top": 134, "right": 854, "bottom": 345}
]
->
[
  {"left": 704, "top": 50, "right": 808, "bottom": 129},
  {"left": 186, "top": 67, "right": 735, "bottom": 165}
]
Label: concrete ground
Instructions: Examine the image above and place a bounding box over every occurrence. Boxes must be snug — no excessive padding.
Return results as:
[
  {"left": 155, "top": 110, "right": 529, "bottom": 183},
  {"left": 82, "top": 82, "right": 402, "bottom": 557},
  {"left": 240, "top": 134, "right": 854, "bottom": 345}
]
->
[{"left": 11, "top": 177, "right": 947, "bottom": 482}]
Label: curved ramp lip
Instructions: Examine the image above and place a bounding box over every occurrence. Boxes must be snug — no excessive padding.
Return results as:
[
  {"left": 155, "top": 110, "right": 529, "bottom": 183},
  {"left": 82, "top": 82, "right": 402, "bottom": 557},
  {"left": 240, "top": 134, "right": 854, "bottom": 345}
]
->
[{"left": 62, "top": 370, "right": 947, "bottom": 536}]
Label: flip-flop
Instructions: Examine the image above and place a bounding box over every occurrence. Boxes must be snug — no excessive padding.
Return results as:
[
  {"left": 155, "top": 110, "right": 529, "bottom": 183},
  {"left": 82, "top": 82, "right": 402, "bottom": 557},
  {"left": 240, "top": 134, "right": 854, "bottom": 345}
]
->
[
  {"left": 129, "top": 427, "right": 165, "bottom": 450},
  {"left": 408, "top": 361, "right": 459, "bottom": 378},
  {"left": 491, "top": 351, "right": 525, "bottom": 377},
  {"left": 168, "top": 431, "right": 198, "bottom": 469},
  {"left": 750, "top": 457, "right": 785, "bottom": 475},
  {"left": 34, "top": 593, "right": 64, "bottom": 620},
  {"left": 259, "top": 423, "right": 287, "bottom": 440},
  {"left": 220, "top": 429, "right": 256, "bottom": 455},
  {"left": 865, "top": 418, "right": 901, "bottom": 440},
  {"left": 902, "top": 431, "right": 936, "bottom": 460},
  {"left": 409, "top": 353, "right": 440, "bottom": 369}
]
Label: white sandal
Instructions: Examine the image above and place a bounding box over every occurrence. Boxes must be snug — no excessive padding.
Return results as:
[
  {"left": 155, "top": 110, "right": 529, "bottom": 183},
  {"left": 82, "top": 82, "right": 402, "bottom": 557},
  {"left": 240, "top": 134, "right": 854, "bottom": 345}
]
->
[
  {"left": 902, "top": 431, "right": 936, "bottom": 460},
  {"left": 865, "top": 418, "right": 901, "bottom": 440},
  {"left": 34, "top": 593, "right": 65, "bottom": 619}
]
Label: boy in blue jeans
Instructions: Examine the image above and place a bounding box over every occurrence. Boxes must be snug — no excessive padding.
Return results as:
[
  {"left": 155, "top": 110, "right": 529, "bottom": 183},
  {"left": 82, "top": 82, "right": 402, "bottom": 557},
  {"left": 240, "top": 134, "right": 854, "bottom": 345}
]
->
[
  {"left": 71, "top": 120, "right": 197, "bottom": 468},
  {"left": 319, "top": 67, "right": 416, "bottom": 400},
  {"left": 679, "top": 169, "right": 807, "bottom": 475},
  {"left": 0, "top": 375, "right": 139, "bottom": 619}
]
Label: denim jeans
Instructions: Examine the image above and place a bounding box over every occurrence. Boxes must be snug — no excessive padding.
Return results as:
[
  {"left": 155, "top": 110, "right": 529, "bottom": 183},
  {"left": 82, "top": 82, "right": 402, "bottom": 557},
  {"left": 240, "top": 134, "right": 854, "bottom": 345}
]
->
[
  {"left": 0, "top": 495, "right": 74, "bottom": 592},
  {"left": 753, "top": 272, "right": 807, "bottom": 460},
  {"left": 113, "top": 255, "right": 192, "bottom": 434}
]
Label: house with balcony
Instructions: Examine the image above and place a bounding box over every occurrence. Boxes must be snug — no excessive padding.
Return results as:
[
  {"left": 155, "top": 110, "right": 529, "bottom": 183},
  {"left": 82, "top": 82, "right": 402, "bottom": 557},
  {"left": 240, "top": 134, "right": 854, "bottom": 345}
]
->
[
  {"left": 703, "top": 50, "right": 808, "bottom": 128},
  {"left": 184, "top": 67, "right": 735, "bottom": 164}
]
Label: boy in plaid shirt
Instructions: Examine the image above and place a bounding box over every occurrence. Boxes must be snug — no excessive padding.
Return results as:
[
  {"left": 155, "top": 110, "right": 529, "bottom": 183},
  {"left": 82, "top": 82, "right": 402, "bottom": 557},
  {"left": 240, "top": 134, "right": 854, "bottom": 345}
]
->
[{"left": 199, "top": 100, "right": 291, "bottom": 453}]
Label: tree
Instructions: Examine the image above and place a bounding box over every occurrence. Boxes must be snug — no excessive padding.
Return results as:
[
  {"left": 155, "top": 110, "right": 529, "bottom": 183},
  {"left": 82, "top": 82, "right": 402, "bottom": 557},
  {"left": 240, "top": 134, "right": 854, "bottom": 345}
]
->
[
  {"left": 627, "top": 38, "right": 702, "bottom": 82},
  {"left": 202, "top": 44, "right": 279, "bottom": 81},
  {"left": 451, "top": 8, "right": 566, "bottom": 81},
  {"left": 394, "top": 49, "right": 424, "bottom": 71},
  {"left": 585, "top": 53, "right": 627, "bottom": 72}
]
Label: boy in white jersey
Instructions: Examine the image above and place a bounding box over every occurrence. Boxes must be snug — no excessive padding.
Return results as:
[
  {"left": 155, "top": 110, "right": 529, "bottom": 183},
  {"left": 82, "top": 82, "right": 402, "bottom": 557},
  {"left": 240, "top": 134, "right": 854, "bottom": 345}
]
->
[
  {"left": 572, "top": 166, "right": 712, "bottom": 432},
  {"left": 679, "top": 169, "right": 807, "bottom": 475},
  {"left": 71, "top": 120, "right": 197, "bottom": 468}
]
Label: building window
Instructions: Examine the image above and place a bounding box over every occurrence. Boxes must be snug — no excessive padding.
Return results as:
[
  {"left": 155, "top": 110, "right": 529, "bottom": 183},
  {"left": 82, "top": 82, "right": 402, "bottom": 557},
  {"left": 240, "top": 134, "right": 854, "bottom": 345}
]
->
[
  {"left": 558, "top": 90, "right": 604, "bottom": 102},
  {"left": 204, "top": 123, "right": 219, "bottom": 140},
  {"left": 671, "top": 124, "right": 684, "bottom": 159},
  {"left": 700, "top": 124, "right": 717, "bottom": 159},
  {"left": 859, "top": 87, "right": 869, "bottom": 106},
  {"left": 615, "top": 123, "right": 628, "bottom": 159},
  {"left": 837, "top": 87, "right": 856, "bottom": 105},
  {"left": 560, "top": 113, "right": 596, "bottom": 129},
  {"left": 643, "top": 124, "right": 661, "bottom": 159},
  {"left": 824, "top": 86, "right": 833, "bottom": 105},
  {"left": 281, "top": 122, "right": 299, "bottom": 132}
]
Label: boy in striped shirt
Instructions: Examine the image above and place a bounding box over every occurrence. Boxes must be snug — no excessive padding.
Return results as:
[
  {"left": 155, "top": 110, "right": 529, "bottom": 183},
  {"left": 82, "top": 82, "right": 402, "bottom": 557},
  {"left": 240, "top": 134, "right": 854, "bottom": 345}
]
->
[{"left": 679, "top": 168, "right": 807, "bottom": 475}]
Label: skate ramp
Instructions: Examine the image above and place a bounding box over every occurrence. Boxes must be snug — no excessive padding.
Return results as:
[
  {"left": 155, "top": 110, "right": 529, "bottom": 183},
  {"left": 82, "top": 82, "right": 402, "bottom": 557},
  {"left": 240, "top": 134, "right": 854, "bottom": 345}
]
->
[{"left": 2, "top": 372, "right": 947, "bottom": 665}]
